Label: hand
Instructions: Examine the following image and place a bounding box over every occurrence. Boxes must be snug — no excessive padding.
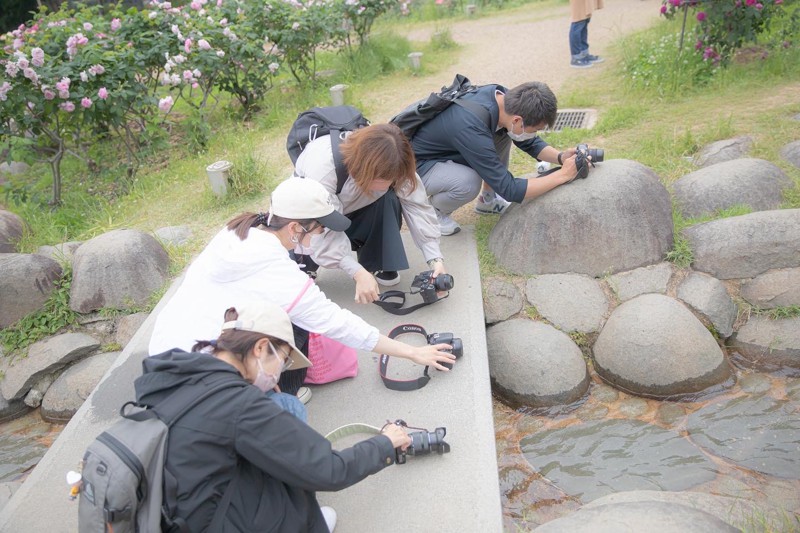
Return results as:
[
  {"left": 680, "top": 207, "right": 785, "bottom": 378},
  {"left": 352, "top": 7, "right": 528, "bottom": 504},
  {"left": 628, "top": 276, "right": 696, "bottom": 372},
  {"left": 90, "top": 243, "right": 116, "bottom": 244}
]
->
[
  {"left": 561, "top": 147, "right": 577, "bottom": 161},
  {"left": 410, "top": 343, "right": 457, "bottom": 371},
  {"left": 381, "top": 423, "right": 411, "bottom": 450},
  {"left": 353, "top": 268, "right": 380, "bottom": 304},
  {"left": 559, "top": 154, "right": 579, "bottom": 183},
  {"left": 431, "top": 262, "right": 449, "bottom": 297}
]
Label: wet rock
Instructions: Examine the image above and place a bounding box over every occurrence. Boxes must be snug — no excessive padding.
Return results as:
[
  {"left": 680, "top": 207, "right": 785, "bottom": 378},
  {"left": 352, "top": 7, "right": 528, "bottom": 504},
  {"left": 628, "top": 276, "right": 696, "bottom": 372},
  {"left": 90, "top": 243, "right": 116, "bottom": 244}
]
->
[
  {"left": 154, "top": 225, "right": 192, "bottom": 247},
  {"left": 70, "top": 229, "right": 169, "bottom": 313},
  {"left": 693, "top": 136, "right": 752, "bottom": 167},
  {"left": 0, "top": 332, "right": 100, "bottom": 401},
  {"left": 576, "top": 404, "right": 609, "bottom": 421},
  {"left": 488, "top": 319, "right": 589, "bottom": 408},
  {"left": 781, "top": 140, "right": 800, "bottom": 168},
  {"left": 23, "top": 375, "right": 55, "bottom": 408},
  {"left": 608, "top": 262, "right": 673, "bottom": 302},
  {"left": 740, "top": 268, "right": 800, "bottom": 309},
  {"left": 0, "top": 210, "right": 25, "bottom": 253},
  {"left": 738, "top": 372, "right": 771, "bottom": 394},
  {"left": 41, "top": 351, "right": 119, "bottom": 422},
  {"left": 674, "top": 158, "right": 791, "bottom": 218},
  {"left": 115, "top": 312, "right": 149, "bottom": 348},
  {"left": 676, "top": 272, "right": 737, "bottom": 338},
  {"left": 655, "top": 404, "right": 685, "bottom": 427},
  {"left": 0, "top": 481, "right": 22, "bottom": 513},
  {"left": 525, "top": 274, "right": 609, "bottom": 333},
  {"left": 728, "top": 316, "right": 800, "bottom": 372},
  {"left": 35, "top": 241, "right": 82, "bottom": 265},
  {"left": 684, "top": 209, "right": 800, "bottom": 279},
  {"left": 483, "top": 278, "right": 523, "bottom": 324},
  {"left": 489, "top": 160, "right": 673, "bottom": 277},
  {"left": 0, "top": 395, "right": 30, "bottom": 423},
  {"left": 0, "top": 254, "right": 62, "bottom": 329},
  {"left": 687, "top": 393, "right": 800, "bottom": 478},
  {"left": 592, "top": 383, "right": 619, "bottom": 404},
  {"left": 593, "top": 294, "right": 731, "bottom": 398},
  {"left": 521, "top": 419, "right": 719, "bottom": 503},
  {"left": 618, "top": 397, "right": 649, "bottom": 418}
]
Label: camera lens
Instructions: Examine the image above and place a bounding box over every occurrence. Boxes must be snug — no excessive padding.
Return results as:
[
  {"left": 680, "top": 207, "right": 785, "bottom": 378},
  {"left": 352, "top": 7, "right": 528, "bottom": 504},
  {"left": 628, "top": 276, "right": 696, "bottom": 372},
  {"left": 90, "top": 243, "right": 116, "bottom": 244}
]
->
[
  {"left": 433, "top": 274, "right": 454, "bottom": 291},
  {"left": 588, "top": 148, "right": 604, "bottom": 162}
]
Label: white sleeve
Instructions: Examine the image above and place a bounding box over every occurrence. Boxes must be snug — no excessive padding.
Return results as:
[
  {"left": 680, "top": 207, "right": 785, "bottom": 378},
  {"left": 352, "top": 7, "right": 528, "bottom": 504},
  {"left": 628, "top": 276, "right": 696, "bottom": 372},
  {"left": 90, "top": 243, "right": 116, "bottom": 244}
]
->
[{"left": 397, "top": 174, "right": 443, "bottom": 262}]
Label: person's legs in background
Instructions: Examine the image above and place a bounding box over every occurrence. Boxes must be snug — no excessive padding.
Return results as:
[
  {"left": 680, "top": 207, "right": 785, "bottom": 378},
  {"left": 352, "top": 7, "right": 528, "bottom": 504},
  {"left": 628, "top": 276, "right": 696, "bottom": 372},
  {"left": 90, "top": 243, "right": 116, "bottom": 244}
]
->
[
  {"left": 420, "top": 161, "right": 483, "bottom": 235},
  {"left": 582, "top": 17, "right": 603, "bottom": 63},
  {"left": 569, "top": 18, "right": 592, "bottom": 68}
]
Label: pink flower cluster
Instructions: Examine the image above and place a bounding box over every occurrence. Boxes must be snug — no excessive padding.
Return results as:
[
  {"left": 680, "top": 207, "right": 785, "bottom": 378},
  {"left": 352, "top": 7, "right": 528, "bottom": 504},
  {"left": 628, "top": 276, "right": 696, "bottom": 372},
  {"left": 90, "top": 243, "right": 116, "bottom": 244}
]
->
[
  {"left": 55, "top": 77, "right": 71, "bottom": 99},
  {"left": 31, "top": 48, "right": 44, "bottom": 67},
  {"left": 111, "top": 18, "right": 122, "bottom": 32},
  {"left": 158, "top": 95, "right": 174, "bottom": 112},
  {"left": 0, "top": 81, "right": 11, "bottom": 101},
  {"left": 66, "top": 33, "right": 89, "bottom": 57}
]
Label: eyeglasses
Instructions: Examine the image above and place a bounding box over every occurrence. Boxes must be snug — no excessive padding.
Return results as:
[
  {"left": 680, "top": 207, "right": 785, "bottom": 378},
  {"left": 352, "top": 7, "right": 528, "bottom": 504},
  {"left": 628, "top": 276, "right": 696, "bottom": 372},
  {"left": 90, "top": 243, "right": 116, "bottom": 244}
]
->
[{"left": 271, "top": 343, "right": 294, "bottom": 372}]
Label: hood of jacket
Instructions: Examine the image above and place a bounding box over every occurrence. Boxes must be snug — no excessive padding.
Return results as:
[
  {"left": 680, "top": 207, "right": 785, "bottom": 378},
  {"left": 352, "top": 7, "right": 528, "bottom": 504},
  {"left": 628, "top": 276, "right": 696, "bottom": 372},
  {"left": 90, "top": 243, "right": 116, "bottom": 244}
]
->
[{"left": 136, "top": 349, "right": 245, "bottom": 406}]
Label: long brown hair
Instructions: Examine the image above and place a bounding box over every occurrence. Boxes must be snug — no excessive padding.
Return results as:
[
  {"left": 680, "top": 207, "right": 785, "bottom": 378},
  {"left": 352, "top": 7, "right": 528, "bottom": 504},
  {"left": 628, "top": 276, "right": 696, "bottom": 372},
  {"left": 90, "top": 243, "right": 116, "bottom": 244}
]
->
[
  {"left": 339, "top": 123, "right": 417, "bottom": 194},
  {"left": 226, "top": 212, "right": 316, "bottom": 241}
]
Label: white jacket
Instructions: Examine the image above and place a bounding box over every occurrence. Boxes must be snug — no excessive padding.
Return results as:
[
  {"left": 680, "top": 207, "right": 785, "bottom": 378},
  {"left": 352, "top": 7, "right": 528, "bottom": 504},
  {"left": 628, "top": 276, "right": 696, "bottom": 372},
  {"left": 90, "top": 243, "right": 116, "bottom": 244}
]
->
[
  {"left": 148, "top": 226, "right": 380, "bottom": 355},
  {"left": 294, "top": 135, "right": 443, "bottom": 278}
]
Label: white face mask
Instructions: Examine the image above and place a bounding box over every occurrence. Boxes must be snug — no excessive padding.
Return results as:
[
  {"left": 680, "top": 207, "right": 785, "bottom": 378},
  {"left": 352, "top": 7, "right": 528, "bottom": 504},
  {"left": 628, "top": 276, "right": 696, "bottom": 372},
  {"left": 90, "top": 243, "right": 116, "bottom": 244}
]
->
[
  {"left": 252, "top": 355, "right": 280, "bottom": 393},
  {"left": 507, "top": 119, "right": 538, "bottom": 142}
]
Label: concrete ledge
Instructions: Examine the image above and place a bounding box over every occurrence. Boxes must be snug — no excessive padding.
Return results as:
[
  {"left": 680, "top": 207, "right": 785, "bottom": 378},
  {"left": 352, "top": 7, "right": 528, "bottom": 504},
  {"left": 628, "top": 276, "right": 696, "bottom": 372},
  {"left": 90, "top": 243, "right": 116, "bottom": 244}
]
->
[{"left": 0, "top": 226, "right": 501, "bottom": 532}]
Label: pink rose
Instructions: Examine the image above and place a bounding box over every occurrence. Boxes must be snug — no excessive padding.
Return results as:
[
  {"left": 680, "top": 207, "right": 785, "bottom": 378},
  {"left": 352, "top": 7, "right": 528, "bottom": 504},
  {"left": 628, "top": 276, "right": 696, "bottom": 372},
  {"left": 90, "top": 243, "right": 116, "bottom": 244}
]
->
[
  {"left": 31, "top": 47, "right": 44, "bottom": 67},
  {"left": 198, "top": 39, "right": 211, "bottom": 50},
  {"left": 111, "top": 18, "right": 121, "bottom": 32},
  {"left": 755, "top": 2, "right": 763, "bottom": 8},
  {"left": 745, "top": 0, "right": 755, "bottom": 5},
  {"left": 60, "top": 101, "right": 75, "bottom": 112},
  {"left": 660, "top": 5, "right": 667, "bottom": 13},
  {"left": 81, "top": 97, "right": 92, "bottom": 108},
  {"left": 184, "top": 38, "right": 192, "bottom": 53},
  {"left": 190, "top": 1, "right": 201, "bottom": 9},
  {"left": 83, "top": 22, "right": 93, "bottom": 31},
  {"left": 696, "top": 11, "right": 706, "bottom": 21},
  {"left": 43, "top": 88, "right": 56, "bottom": 100},
  {"left": 0, "top": 82, "right": 11, "bottom": 101},
  {"left": 23, "top": 67, "right": 38, "bottom": 83},
  {"left": 158, "top": 95, "right": 173, "bottom": 112},
  {"left": 98, "top": 87, "right": 108, "bottom": 99},
  {"left": 17, "top": 57, "right": 29, "bottom": 69}
]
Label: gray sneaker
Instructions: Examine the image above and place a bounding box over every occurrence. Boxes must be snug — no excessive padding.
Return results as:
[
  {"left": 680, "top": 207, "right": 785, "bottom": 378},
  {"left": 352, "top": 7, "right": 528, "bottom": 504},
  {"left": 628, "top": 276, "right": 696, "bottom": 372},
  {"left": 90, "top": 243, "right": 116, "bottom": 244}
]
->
[
  {"left": 437, "top": 212, "right": 461, "bottom": 236},
  {"left": 474, "top": 194, "right": 511, "bottom": 214},
  {"left": 570, "top": 57, "right": 593, "bottom": 68}
]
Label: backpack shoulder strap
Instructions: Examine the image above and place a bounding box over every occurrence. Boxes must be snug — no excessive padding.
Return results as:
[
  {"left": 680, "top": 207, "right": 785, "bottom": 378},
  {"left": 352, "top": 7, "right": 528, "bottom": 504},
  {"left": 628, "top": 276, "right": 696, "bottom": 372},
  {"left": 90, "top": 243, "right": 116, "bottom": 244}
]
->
[
  {"left": 330, "top": 131, "right": 348, "bottom": 194},
  {"left": 453, "top": 98, "right": 492, "bottom": 130}
]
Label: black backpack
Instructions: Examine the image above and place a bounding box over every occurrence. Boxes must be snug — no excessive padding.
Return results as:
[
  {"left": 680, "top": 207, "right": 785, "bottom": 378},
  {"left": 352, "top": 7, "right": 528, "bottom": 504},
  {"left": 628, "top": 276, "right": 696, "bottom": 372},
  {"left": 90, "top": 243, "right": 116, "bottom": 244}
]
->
[
  {"left": 286, "top": 105, "right": 370, "bottom": 193},
  {"left": 389, "top": 74, "right": 491, "bottom": 139},
  {"left": 78, "top": 379, "right": 245, "bottom": 533}
]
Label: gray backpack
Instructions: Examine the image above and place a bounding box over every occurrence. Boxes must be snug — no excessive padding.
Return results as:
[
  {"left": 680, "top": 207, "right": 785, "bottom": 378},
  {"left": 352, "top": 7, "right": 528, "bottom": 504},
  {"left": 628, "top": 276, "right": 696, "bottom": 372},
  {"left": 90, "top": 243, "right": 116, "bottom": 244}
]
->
[{"left": 78, "top": 379, "right": 244, "bottom": 533}]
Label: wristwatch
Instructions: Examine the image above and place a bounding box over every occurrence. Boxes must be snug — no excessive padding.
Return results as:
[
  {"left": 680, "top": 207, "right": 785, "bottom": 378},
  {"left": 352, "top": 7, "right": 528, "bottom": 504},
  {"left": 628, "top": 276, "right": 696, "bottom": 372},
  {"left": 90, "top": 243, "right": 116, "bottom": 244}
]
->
[{"left": 427, "top": 257, "right": 444, "bottom": 268}]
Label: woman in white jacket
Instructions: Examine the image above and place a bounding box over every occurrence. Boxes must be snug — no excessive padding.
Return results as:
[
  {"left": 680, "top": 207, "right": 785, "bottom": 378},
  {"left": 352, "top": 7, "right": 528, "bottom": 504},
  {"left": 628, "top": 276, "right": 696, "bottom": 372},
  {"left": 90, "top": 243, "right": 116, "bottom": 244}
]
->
[
  {"left": 293, "top": 123, "right": 448, "bottom": 304},
  {"left": 149, "top": 177, "right": 456, "bottom": 396}
]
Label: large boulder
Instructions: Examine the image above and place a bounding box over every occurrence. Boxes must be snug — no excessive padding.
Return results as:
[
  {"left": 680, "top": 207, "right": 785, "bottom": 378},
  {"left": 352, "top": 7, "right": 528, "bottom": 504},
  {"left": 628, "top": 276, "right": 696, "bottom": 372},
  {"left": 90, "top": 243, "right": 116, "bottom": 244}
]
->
[
  {"left": 728, "top": 315, "right": 800, "bottom": 372},
  {"left": 740, "top": 268, "right": 800, "bottom": 308},
  {"left": 41, "top": 351, "right": 119, "bottom": 422},
  {"left": 487, "top": 319, "right": 589, "bottom": 407},
  {"left": 0, "top": 332, "right": 100, "bottom": 400},
  {"left": 154, "top": 225, "right": 192, "bottom": 247},
  {"left": 36, "top": 241, "right": 82, "bottom": 265},
  {"left": 609, "top": 262, "right": 673, "bottom": 302},
  {"left": 525, "top": 274, "right": 609, "bottom": 333},
  {"left": 482, "top": 278, "right": 523, "bottom": 325},
  {"left": 489, "top": 160, "right": 673, "bottom": 277},
  {"left": 676, "top": 272, "right": 737, "bottom": 338},
  {"left": 673, "top": 158, "right": 792, "bottom": 218},
  {"left": 592, "top": 294, "right": 731, "bottom": 398},
  {"left": 692, "top": 136, "right": 752, "bottom": 167},
  {"left": 0, "top": 254, "right": 62, "bottom": 329},
  {"left": 684, "top": 209, "right": 800, "bottom": 279},
  {"left": 0, "top": 210, "right": 25, "bottom": 253},
  {"left": 780, "top": 140, "right": 800, "bottom": 168},
  {"left": 70, "top": 229, "right": 169, "bottom": 313}
]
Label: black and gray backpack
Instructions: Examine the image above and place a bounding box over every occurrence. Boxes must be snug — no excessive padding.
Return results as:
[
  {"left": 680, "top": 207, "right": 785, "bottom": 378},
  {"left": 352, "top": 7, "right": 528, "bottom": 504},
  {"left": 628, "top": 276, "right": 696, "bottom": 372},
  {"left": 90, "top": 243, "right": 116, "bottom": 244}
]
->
[{"left": 78, "top": 379, "right": 244, "bottom": 533}]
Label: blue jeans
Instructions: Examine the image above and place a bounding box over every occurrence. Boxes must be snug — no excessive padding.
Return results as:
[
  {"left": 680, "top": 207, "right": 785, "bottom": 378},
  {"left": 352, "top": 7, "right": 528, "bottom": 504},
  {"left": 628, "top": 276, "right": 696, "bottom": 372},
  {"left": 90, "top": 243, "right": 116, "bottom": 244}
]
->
[
  {"left": 569, "top": 17, "right": 590, "bottom": 59},
  {"left": 266, "top": 391, "right": 308, "bottom": 423}
]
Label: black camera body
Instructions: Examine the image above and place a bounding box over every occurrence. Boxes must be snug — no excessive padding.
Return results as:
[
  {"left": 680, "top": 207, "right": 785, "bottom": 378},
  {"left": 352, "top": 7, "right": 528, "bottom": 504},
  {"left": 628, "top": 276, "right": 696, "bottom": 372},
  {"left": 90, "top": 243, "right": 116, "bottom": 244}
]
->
[
  {"left": 574, "top": 143, "right": 604, "bottom": 180},
  {"left": 426, "top": 332, "right": 463, "bottom": 370},
  {"left": 411, "top": 270, "right": 455, "bottom": 304},
  {"left": 396, "top": 427, "right": 451, "bottom": 464}
]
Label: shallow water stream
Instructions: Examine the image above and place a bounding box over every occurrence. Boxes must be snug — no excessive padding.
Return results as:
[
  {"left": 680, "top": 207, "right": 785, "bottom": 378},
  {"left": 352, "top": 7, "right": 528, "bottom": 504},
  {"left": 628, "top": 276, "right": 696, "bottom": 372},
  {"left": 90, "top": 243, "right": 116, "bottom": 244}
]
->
[{"left": 0, "top": 409, "right": 62, "bottom": 484}]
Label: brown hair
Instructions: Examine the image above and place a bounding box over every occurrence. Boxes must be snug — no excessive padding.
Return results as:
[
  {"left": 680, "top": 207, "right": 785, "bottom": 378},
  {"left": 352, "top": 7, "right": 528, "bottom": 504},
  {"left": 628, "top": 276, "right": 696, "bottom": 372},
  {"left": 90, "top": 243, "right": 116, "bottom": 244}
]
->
[
  {"left": 191, "top": 307, "right": 288, "bottom": 360},
  {"left": 339, "top": 123, "right": 417, "bottom": 194},
  {"left": 226, "top": 212, "right": 316, "bottom": 241}
]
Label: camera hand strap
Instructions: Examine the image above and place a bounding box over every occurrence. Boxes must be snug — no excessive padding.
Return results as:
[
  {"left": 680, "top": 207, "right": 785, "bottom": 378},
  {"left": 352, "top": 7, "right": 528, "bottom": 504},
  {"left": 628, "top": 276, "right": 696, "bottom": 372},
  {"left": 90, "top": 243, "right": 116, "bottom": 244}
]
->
[
  {"left": 373, "top": 291, "right": 449, "bottom": 316},
  {"left": 379, "top": 324, "right": 432, "bottom": 391}
]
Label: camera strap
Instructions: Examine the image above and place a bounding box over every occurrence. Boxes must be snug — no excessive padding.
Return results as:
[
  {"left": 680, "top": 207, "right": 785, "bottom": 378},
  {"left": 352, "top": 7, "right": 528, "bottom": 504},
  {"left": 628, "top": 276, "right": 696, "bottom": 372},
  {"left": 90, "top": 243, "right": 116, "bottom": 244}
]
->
[
  {"left": 379, "top": 324, "right": 433, "bottom": 391},
  {"left": 373, "top": 290, "right": 449, "bottom": 316}
]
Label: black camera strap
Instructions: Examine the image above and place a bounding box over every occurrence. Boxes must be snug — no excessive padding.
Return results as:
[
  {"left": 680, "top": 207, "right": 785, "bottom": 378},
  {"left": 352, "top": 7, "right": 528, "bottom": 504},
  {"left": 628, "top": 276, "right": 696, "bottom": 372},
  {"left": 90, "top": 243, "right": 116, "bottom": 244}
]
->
[
  {"left": 379, "top": 324, "right": 432, "bottom": 391},
  {"left": 373, "top": 291, "right": 449, "bottom": 316}
]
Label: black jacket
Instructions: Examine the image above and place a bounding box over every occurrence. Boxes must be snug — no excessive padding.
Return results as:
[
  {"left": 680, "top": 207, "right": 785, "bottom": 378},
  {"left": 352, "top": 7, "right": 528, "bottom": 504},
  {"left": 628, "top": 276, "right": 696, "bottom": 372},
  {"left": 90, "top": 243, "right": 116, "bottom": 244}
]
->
[{"left": 137, "top": 350, "right": 396, "bottom": 532}]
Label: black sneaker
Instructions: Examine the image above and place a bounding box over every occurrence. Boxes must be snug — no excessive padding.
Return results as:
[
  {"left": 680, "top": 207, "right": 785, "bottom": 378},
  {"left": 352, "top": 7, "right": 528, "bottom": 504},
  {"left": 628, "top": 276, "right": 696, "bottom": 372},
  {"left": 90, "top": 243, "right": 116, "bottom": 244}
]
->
[{"left": 374, "top": 271, "right": 400, "bottom": 286}]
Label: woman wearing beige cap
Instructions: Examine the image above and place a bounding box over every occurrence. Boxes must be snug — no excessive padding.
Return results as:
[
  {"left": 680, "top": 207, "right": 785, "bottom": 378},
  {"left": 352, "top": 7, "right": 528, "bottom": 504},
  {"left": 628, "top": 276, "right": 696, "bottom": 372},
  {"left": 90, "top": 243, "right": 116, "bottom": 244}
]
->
[
  {"left": 138, "top": 301, "right": 410, "bottom": 532},
  {"left": 149, "top": 177, "right": 456, "bottom": 400}
]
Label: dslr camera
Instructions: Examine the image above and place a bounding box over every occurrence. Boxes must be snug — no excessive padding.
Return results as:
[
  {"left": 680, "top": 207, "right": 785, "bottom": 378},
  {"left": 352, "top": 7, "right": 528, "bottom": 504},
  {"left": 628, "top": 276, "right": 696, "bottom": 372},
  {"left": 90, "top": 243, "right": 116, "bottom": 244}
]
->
[
  {"left": 574, "top": 143, "right": 604, "bottom": 180},
  {"left": 427, "top": 332, "right": 463, "bottom": 370},
  {"left": 411, "top": 270, "right": 455, "bottom": 304},
  {"left": 396, "top": 426, "right": 451, "bottom": 464}
]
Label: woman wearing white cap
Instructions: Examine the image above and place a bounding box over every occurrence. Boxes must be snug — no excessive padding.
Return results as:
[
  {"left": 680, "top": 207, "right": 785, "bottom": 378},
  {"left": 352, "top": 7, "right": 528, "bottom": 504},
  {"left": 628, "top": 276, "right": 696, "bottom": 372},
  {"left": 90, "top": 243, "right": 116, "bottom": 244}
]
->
[
  {"left": 148, "top": 177, "right": 456, "bottom": 399},
  {"left": 138, "top": 301, "right": 410, "bottom": 532},
  {"left": 293, "top": 123, "right": 448, "bottom": 303}
]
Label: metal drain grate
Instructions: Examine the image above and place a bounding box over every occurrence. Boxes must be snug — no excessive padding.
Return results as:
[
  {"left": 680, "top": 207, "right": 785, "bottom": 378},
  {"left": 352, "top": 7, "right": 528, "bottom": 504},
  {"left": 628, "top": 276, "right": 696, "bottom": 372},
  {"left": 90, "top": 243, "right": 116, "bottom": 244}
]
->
[{"left": 542, "top": 108, "right": 597, "bottom": 132}]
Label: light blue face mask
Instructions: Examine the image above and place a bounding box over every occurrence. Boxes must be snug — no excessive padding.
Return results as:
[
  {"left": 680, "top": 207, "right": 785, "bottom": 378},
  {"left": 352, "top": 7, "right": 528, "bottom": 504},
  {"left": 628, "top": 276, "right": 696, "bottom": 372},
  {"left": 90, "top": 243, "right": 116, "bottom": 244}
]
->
[{"left": 507, "top": 118, "right": 538, "bottom": 142}]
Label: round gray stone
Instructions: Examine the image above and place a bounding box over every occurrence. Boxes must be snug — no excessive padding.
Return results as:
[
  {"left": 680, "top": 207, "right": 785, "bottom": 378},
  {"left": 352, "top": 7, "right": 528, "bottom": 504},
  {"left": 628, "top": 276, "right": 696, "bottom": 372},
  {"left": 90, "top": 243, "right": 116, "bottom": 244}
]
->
[
  {"left": 693, "top": 135, "right": 752, "bottom": 167},
  {"left": 154, "top": 225, "right": 192, "bottom": 247},
  {"left": 684, "top": 209, "right": 800, "bottom": 279},
  {"left": 655, "top": 403, "right": 686, "bottom": 427},
  {"left": 0, "top": 161, "right": 30, "bottom": 176},
  {"left": 115, "top": 312, "right": 149, "bottom": 348},
  {"left": 35, "top": 241, "right": 82, "bottom": 265},
  {"left": 617, "top": 397, "right": 649, "bottom": 418},
  {"left": 0, "top": 210, "right": 25, "bottom": 253},
  {"left": 525, "top": 274, "right": 609, "bottom": 333},
  {"left": 593, "top": 294, "right": 731, "bottom": 398},
  {"left": 0, "top": 254, "right": 62, "bottom": 329},
  {"left": 728, "top": 315, "right": 800, "bottom": 372},
  {"left": 780, "top": 140, "right": 800, "bottom": 168},
  {"left": 70, "top": 229, "right": 169, "bottom": 313},
  {"left": 482, "top": 278, "right": 523, "bottom": 325},
  {"left": 609, "top": 262, "right": 673, "bottom": 302},
  {"left": 41, "top": 351, "right": 119, "bottom": 422},
  {"left": 592, "top": 383, "right": 619, "bottom": 404},
  {"left": 489, "top": 160, "right": 673, "bottom": 277},
  {"left": 740, "top": 268, "right": 800, "bottom": 309},
  {"left": 488, "top": 319, "right": 589, "bottom": 408},
  {"left": 673, "top": 158, "right": 792, "bottom": 219},
  {"left": 676, "top": 271, "right": 737, "bottom": 338}
]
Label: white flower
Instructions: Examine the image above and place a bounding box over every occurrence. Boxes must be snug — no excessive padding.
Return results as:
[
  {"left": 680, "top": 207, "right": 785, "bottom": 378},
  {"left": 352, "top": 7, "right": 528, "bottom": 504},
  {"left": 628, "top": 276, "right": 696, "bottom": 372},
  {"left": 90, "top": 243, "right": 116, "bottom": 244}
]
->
[
  {"left": 268, "top": 62, "right": 279, "bottom": 73},
  {"left": 216, "top": 50, "right": 225, "bottom": 57},
  {"left": 149, "top": 11, "right": 158, "bottom": 19}
]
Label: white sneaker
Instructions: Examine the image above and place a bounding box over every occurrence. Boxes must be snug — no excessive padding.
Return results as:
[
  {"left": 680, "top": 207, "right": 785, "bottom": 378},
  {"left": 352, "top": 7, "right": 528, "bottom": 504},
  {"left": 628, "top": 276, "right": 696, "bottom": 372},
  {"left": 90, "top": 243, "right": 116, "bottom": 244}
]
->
[
  {"left": 436, "top": 212, "right": 461, "bottom": 236},
  {"left": 474, "top": 193, "right": 510, "bottom": 214},
  {"left": 321, "top": 506, "right": 337, "bottom": 532},
  {"left": 296, "top": 387, "right": 312, "bottom": 405}
]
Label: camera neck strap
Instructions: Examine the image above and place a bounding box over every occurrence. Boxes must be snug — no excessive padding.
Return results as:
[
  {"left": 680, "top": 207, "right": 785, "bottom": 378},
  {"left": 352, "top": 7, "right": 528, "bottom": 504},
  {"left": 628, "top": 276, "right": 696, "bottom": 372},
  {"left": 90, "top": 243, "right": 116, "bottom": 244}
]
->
[
  {"left": 379, "top": 324, "right": 432, "bottom": 391},
  {"left": 373, "top": 290, "right": 449, "bottom": 316}
]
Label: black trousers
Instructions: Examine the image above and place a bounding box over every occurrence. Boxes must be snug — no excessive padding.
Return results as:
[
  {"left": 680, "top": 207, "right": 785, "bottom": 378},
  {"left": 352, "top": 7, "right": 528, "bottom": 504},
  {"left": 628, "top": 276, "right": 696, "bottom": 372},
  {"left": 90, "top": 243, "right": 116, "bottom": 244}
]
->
[{"left": 345, "top": 189, "right": 409, "bottom": 273}]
